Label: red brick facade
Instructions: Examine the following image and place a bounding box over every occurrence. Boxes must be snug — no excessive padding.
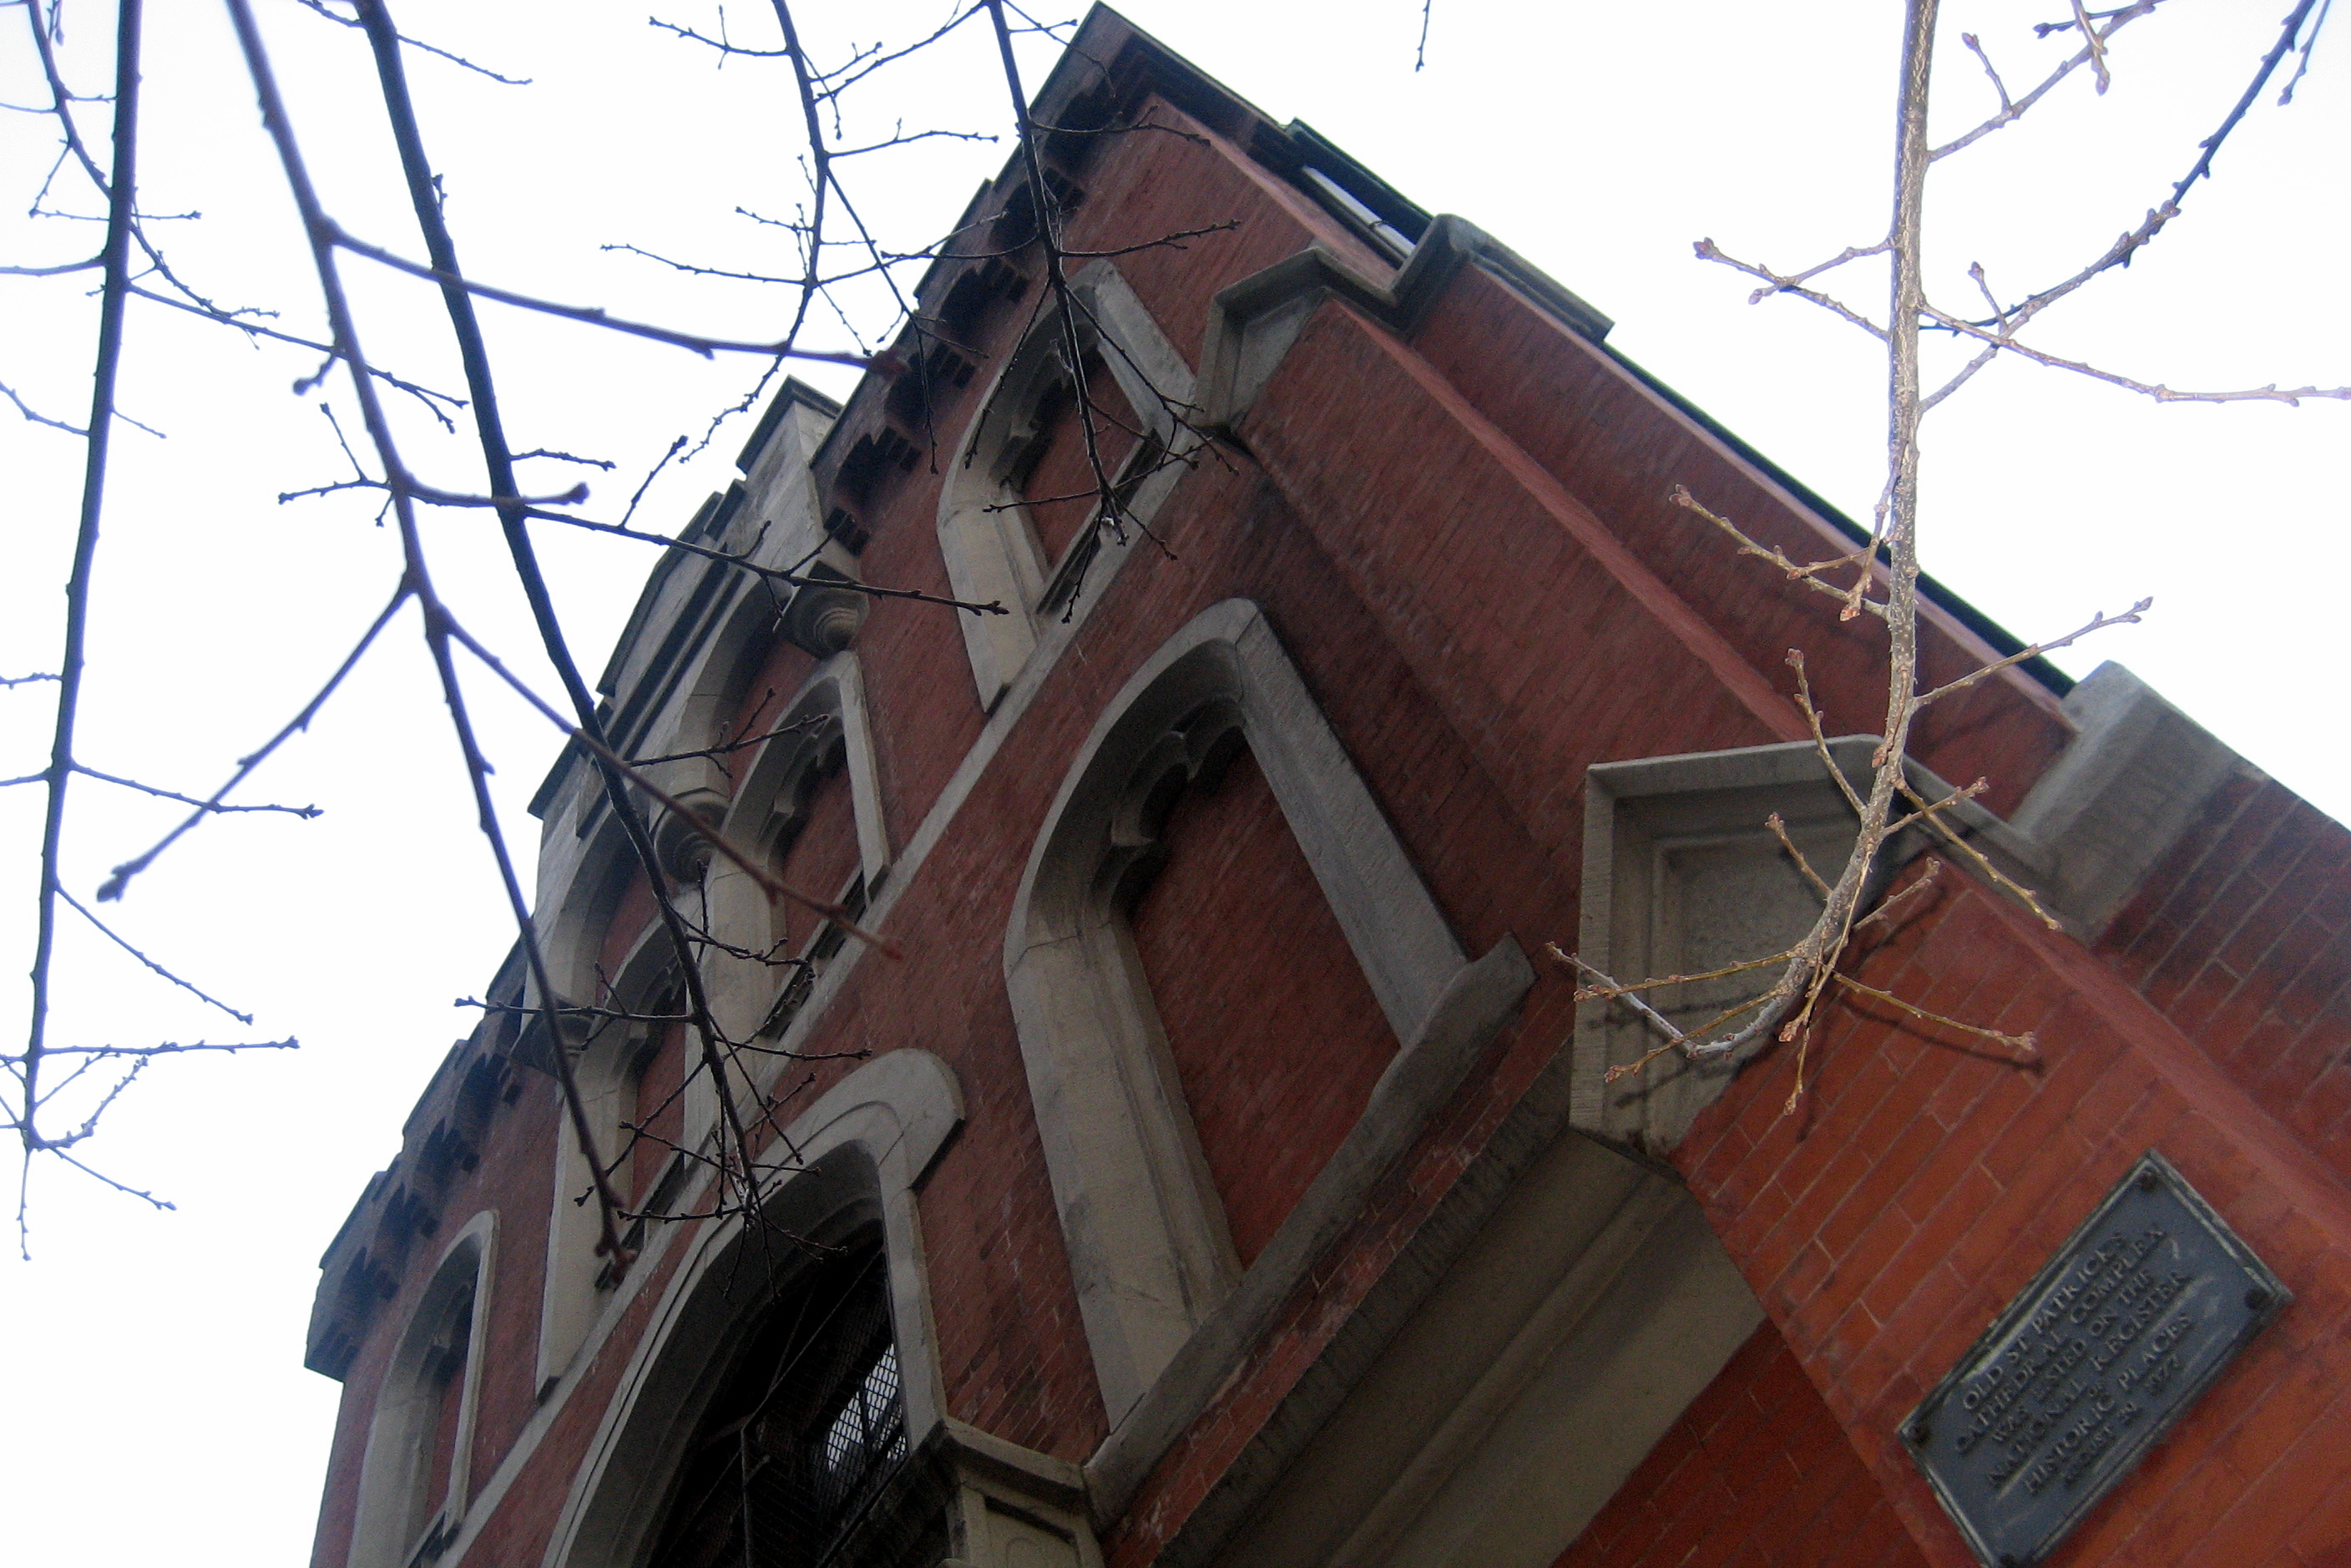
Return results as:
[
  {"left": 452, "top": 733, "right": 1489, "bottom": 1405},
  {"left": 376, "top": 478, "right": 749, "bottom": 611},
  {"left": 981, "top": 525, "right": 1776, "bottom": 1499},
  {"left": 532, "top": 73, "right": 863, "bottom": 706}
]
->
[
  {"left": 1552, "top": 1323, "right": 1929, "bottom": 1568},
  {"left": 302, "top": 13, "right": 2351, "bottom": 1568}
]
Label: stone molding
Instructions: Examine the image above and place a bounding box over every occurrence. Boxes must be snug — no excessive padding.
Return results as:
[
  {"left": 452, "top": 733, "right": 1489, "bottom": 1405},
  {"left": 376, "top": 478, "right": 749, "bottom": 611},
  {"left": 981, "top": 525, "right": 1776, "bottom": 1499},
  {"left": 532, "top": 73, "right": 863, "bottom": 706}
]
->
[
  {"left": 533, "top": 1049, "right": 963, "bottom": 1568},
  {"left": 716, "top": 649, "right": 893, "bottom": 901},
  {"left": 1001, "top": 597, "right": 1534, "bottom": 1505},
  {"left": 351, "top": 1210, "right": 497, "bottom": 1568},
  {"left": 1196, "top": 215, "right": 1610, "bottom": 430},
  {"left": 2008, "top": 660, "right": 2243, "bottom": 941},
  {"left": 937, "top": 260, "right": 1198, "bottom": 710},
  {"left": 1575, "top": 681, "right": 2246, "bottom": 1152}
]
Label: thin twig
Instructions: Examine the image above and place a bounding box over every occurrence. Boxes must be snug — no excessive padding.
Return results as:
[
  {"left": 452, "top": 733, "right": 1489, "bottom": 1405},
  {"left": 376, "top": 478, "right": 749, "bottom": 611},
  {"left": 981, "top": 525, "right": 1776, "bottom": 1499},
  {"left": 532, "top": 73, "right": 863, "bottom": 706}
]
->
[
  {"left": 99, "top": 588, "right": 407, "bottom": 902},
  {"left": 57, "top": 888, "right": 253, "bottom": 1024},
  {"left": 71, "top": 763, "right": 321, "bottom": 818},
  {"left": 1910, "top": 598, "right": 2150, "bottom": 709},
  {"left": 1671, "top": 485, "right": 1887, "bottom": 620},
  {"left": 1766, "top": 812, "right": 1833, "bottom": 900},
  {"left": 1833, "top": 973, "right": 2037, "bottom": 1054},
  {"left": 1933, "top": 3, "right": 2163, "bottom": 159}
]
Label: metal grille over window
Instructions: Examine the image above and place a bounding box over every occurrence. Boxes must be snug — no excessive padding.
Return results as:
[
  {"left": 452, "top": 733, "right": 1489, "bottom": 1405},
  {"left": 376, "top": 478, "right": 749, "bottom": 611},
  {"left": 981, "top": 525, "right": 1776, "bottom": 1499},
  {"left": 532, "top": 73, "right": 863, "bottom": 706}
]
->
[{"left": 645, "top": 1232, "right": 927, "bottom": 1568}]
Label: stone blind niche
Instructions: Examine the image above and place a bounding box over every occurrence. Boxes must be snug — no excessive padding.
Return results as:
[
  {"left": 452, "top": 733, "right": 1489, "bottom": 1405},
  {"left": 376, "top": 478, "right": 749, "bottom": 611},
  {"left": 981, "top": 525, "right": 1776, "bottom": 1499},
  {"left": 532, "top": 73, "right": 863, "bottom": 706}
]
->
[
  {"left": 938, "top": 261, "right": 1196, "bottom": 711},
  {"left": 348, "top": 1211, "right": 496, "bottom": 1568},
  {"left": 1004, "top": 598, "right": 1534, "bottom": 1506}
]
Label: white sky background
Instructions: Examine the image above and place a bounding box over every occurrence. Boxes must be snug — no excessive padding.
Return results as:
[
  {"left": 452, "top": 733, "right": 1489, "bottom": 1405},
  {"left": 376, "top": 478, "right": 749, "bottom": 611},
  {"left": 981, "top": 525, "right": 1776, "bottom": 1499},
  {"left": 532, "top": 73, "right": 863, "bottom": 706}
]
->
[{"left": 0, "top": 2, "right": 2342, "bottom": 1562}]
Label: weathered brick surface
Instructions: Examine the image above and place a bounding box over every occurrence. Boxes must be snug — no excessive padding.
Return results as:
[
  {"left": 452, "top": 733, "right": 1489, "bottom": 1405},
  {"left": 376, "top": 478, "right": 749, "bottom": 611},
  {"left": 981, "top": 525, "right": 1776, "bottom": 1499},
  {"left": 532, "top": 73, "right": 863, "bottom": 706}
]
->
[
  {"left": 1406, "top": 266, "right": 2073, "bottom": 822},
  {"left": 596, "top": 866, "right": 658, "bottom": 977},
  {"left": 311, "top": 48, "right": 2351, "bottom": 1568},
  {"left": 1674, "top": 867, "right": 2351, "bottom": 1567},
  {"left": 1022, "top": 348, "right": 1140, "bottom": 569},
  {"left": 1130, "top": 746, "right": 1395, "bottom": 1266},
  {"left": 2101, "top": 769, "right": 2351, "bottom": 1188},
  {"left": 630, "top": 1024, "right": 683, "bottom": 1206},
  {"left": 777, "top": 755, "right": 863, "bottom": 937},
  {"left": 1552, "top": 1322, "right": 1929, "bottom": 1568}
]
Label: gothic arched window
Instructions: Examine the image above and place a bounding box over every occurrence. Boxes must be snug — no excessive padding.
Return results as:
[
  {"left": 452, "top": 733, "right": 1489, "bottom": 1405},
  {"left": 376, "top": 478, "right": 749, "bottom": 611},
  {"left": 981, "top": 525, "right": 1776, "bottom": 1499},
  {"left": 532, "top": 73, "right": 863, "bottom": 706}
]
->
[
  {"left": 349, "top": 1216, "right": 494, "bottom": 1568},
  {"left": 642, "top": 1229, "right": 923, "bottom": 1568},
  {"left": 936, "top": 262, "right": 1196, "bottom": 710},
  {"left": 1004, "top": 600, "right": 1534, "bottom": 1426}
]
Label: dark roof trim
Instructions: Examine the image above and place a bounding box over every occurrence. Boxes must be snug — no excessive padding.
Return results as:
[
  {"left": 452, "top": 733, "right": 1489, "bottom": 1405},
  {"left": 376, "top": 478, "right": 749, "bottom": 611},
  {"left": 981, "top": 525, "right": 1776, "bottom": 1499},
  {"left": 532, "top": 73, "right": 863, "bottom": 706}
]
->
[{"left": 1281, "top": 119, "right": 1433, "bottom": 250}]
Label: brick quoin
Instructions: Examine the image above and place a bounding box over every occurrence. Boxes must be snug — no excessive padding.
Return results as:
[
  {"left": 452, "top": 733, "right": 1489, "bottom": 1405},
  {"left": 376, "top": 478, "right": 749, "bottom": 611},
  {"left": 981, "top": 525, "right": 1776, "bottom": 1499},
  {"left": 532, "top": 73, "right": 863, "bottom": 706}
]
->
[{"left": 301, "top": 13, "right": 2351, "bottom": 1568}]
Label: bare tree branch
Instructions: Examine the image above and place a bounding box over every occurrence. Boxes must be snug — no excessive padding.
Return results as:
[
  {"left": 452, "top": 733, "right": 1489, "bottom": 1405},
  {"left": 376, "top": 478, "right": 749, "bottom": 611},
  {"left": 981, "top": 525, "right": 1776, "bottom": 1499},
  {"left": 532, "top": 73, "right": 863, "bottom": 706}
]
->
[{"left": 20, "top": 0, "right": 145, "bottom": 1185}]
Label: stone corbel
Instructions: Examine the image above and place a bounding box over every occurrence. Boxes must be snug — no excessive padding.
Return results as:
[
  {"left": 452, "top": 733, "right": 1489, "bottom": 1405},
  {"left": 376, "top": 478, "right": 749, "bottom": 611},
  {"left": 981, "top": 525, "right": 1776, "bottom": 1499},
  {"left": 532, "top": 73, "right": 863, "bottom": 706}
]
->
[
  {"left": 933, "top": 1419, "right": 1103, "bottom": 1568},
  {"left": 779, "top": 564, "right": 869, "bottom": 659},
  {"left": 650, "top": 784, "right": 731, "bottom": 883}
]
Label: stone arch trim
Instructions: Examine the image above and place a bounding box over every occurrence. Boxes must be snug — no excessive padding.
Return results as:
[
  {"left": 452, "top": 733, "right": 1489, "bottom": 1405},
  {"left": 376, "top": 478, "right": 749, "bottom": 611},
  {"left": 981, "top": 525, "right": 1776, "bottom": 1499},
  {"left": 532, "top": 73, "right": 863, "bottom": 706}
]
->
[
  {"left": 938, "top": 260, "right": 1196, "bottom": 710},
  {"left": 537, "top": 655, "right": 897, "bottom": 1389},
  {"left": 1004, "top": 598, "right": 1534, "bottom": 1446},
  {"left": 716, "top": 650, "right": 891, "bottom": 897},
  {"left": 351, "top": 1210, "right": 497, "bottom": 1568},
  {"left": 540, "top": 1049, "right": 963, "bottom": 1568}
]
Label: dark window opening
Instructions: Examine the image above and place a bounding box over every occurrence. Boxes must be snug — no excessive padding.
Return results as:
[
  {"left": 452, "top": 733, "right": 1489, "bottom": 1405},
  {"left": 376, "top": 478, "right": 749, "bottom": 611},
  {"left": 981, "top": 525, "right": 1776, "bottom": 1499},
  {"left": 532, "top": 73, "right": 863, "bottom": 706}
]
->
[{"left": 645, "top": 1232, "right": 916, "bottom": 1568}]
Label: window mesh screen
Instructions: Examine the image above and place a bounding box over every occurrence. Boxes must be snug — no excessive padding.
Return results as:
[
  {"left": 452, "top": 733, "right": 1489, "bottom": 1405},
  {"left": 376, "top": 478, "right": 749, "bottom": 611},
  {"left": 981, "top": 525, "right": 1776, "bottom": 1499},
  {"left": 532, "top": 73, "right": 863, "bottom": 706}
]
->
[{"left": 645, "top": 1232, "right": 934, "bottom": 1568}]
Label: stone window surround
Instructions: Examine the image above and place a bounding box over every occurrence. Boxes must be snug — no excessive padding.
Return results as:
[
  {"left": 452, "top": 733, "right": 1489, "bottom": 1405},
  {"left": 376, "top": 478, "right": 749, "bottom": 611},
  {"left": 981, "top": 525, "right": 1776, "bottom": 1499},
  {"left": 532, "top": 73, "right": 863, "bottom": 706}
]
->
[
  {"left": 537, "top": 1047, "right": 1098, "bottom": 1568},
  {"left": 350, "top": 1210, "right": 497, "bottom": 1568},
  {"left": 937, "top": 260, "right": 1198, "bottom": 711},
  {"left": 534, "top": 652, "right": 894, "bottom": 1391},
  {"left": 708, "top": 649, "right": 893, "bottom": 964},
  {"left": 1004, "top": 597, "right": 1535, "bottom": 1515}
]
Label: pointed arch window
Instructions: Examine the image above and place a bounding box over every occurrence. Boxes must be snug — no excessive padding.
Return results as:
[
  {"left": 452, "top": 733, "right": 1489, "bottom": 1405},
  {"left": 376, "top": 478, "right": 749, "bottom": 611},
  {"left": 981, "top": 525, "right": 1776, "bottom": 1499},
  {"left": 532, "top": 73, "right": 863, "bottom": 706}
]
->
[
  {"left": 350, "top": 1216, "right": 494, "bottom": 1568},
  {"left": 1004, "top": 600, "right": 1534, "bottom": 1440},
  {"left": 937, "top": 262, "right": 1196, "bottom": 709},
  {"left": 642, "top": 1228, "right": 926, "bottom": 1568}
]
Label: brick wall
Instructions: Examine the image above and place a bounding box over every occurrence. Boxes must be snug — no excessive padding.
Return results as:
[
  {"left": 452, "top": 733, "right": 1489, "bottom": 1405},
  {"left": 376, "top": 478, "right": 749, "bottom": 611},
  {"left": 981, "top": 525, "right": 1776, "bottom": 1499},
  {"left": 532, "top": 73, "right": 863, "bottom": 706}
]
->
[
  {"left": 1552, "top": 1321, "right": 1929, "bottom": 1568},
  {"left": 1022, "top": 347, "right": 1139, "bottom": 569},
  {"left": 1675, "top": 868, "right": 2351, "bottom": 1566},
  {"left": 1130, "top": 746, "right": 1395, "bottom": 1266},
  {"left": 311, "top": 41, "right": 2351, "bottom": 1568},
  {"left": 1406, "top": 266, "right": 2072, "bottom": 822},
  {"left": 2101, "top": 766, "right": 2351, "bottom": 1186}
]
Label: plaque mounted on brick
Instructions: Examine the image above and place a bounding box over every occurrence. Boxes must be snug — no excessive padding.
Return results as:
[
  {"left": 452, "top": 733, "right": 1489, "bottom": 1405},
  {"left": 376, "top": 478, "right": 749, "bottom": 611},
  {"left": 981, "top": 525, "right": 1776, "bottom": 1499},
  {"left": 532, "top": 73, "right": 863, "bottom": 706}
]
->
[{"left": 1901, "top": 1151, "right": 2288, "bottom": 1568}]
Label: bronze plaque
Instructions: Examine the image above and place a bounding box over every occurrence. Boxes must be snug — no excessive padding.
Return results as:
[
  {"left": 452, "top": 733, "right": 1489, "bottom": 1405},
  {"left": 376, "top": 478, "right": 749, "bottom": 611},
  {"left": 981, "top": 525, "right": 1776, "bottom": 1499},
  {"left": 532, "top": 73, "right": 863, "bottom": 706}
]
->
[{"left": 1901, "top": 1151, "right": 2288, "bottom": 1567}]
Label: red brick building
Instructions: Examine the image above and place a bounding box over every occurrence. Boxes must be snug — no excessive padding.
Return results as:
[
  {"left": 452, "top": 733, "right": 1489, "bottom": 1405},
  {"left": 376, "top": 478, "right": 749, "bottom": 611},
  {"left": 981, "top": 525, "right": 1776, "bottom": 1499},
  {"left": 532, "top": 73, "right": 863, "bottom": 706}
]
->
[{"left": 303, "top": 12, "right": 2351, "bottom": 1568}]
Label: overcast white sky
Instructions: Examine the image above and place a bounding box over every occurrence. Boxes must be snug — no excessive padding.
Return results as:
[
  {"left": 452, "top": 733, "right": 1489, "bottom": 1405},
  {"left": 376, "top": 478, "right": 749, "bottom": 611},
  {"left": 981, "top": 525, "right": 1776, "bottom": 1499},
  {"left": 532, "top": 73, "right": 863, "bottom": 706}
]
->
[{"left": 2, "top": 3, "right": 2343, "bottom": 1563}]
